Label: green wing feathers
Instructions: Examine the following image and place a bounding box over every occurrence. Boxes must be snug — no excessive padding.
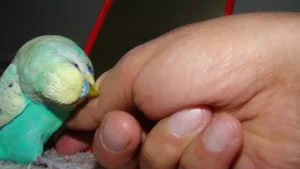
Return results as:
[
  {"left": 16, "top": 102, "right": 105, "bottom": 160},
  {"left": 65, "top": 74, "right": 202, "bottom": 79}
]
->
[{"left": 0, "top": 62, "right": 28, "bottom": 128}]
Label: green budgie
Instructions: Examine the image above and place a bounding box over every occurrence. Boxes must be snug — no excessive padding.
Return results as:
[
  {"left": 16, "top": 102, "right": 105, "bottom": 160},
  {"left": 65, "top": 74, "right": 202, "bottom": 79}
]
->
[{"left": 0, "top": 35, "right": 99, "bottom": 169}]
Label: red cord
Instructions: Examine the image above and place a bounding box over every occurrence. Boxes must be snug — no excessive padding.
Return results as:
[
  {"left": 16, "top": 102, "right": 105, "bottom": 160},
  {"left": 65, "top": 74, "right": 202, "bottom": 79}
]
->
[
  {"left": 84, "top": 0, "right": 113, "bottom": 153},
  {"left": 84, "top": 0, "right": 113, "bottom": 55},
  {"left": 224, "top": 0, "right": 235, "bottom": 16}
]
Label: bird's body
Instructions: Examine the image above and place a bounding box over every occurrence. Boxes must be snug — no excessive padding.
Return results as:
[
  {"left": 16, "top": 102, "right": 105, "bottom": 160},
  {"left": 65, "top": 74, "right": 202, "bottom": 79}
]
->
[
  {"left": 0, "top": 35, "right": 99, "bottom": 167},
  {"left": 0, "top": 96, "right": 72, "bottom": 164}
]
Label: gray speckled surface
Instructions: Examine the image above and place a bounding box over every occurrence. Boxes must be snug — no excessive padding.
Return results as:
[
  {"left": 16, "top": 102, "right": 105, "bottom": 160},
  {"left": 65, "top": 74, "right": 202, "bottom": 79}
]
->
[{"left": 0, "top": 149, "right": 104, "bottom": 169}]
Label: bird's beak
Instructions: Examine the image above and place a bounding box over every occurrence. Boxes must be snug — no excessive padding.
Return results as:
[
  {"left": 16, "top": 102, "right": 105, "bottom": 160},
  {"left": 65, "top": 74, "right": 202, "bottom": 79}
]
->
[{"left": 88, "top": 82, "right": 100, "bottom": 98}]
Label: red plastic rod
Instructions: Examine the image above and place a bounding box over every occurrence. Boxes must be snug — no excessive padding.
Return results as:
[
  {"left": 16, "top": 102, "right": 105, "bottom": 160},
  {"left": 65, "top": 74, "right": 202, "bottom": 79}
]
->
[
  {"left": 84, "top": 0, "right": 113, "bottom": 55},
  {"left": 83, "top": 0, "right": 113, "bottom": 153},
  {"left": 224, "top": 0, "right": 235, "bottom": 16}
]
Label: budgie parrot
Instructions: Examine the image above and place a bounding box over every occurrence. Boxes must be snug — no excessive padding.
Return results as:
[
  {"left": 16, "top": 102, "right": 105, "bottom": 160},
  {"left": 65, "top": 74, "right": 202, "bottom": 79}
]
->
[{"left": 0, "top": 35, "right": 99, "bottom": 169}]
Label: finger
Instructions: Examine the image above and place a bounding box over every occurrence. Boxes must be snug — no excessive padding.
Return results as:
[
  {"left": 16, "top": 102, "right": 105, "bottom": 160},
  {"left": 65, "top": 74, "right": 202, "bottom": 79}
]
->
[
  {"left": 66, "top": 70, "right": 110, "bottom": 130},
  {"left": 93, "top": 110, "right": 142, "bottom": 169},
  {"left": 67, "top": 13, "right": 294, "bottom": 134},
  {"left": 179, "top": 113, "right": 243, "bottom": 169},
  {"left": 139, "top": 107, "right": 211, "bottom": 169},
  {"left": 66, "top": 41, "right": 158, "bottom": 130},
  {"left": 67, "top": 13, "right": 287, "bottom": 130},
  {"left": 56, "top": 130, "right": 94, "bottom": 155}
]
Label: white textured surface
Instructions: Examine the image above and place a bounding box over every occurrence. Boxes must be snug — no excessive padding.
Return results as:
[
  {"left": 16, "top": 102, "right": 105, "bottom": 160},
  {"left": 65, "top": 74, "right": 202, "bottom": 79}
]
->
[{"left": 0, "top": 149, "right": 104, "bottom": 169}]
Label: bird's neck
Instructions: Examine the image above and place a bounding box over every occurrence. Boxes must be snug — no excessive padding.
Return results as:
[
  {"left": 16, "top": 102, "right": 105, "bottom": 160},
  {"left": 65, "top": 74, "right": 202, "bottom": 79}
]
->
[{"left": 44, "top": 103, "right": 76, "bottom": 122}]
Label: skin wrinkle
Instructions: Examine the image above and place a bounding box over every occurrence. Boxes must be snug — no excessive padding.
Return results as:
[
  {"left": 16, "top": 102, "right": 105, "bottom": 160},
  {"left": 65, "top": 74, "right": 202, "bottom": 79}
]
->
[
  {"left": 241, "top": 87, "right": 277, "bottom": 126},
  {"left": 141, "top": 140, "right": 179, "bottom": 169},
  {"left": 240, "top": 97, "right": 300, "bottom": 168},
  {"left": 256, "top": 145, "right": 296, "bottom": 169},
  {"left": 131, "top": 63, "right": 158, "bottom": 116},
  {"left": 209, "top": 59, "right": 249, "bottom": 106},
  {"left": 213, "top": 53, "right": 276, "bottom": 120},
  {"left": 214, "top": 46, "right": 262, "bottom": 107},
  {"left": 133, "top": 11, "right": 290, "bottom": 119},
  {"left": 111, "top": 72, "right": 134, "bottom": 114},
  {"left": 214, "top": 28, "right": 290, "bottom": 116},
  {"left": 232, "top": 152, "right": 255, "bottom": 169},
  {"left": 212, "top": 85, "right": 264, "bottom": 122},
  {"left": 242, "top": 129, "right": 273, "bottom": 168},
  {"left": 133, "top": 40, "right": 206, "bottom": 117},
  {"left": 72, "top": 105, "right": 99, "bottom": 131},
  {"left": 115, "top": 54, "right": 142, "bottom": 112},
  {"left": 131, "top": 25, "right": 210, "bottom": 113}
]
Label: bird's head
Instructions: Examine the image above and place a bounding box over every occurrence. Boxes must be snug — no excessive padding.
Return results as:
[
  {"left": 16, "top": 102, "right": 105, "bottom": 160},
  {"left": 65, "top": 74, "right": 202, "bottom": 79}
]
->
[
  {"left": 17, "top": 35, "right": 100, "bottom": 106},
  {"left": 61, "top": 52, "right": 100, "bottom": 105},
  {"left": 66, "top": 50, "right": 100, "bottom": 104}
]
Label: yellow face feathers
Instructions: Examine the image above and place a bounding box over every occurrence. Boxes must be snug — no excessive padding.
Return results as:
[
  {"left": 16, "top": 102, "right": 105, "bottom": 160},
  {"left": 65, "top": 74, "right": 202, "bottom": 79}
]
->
[{"left": 43, "top": 66, "right": 83, "bottom": 105}]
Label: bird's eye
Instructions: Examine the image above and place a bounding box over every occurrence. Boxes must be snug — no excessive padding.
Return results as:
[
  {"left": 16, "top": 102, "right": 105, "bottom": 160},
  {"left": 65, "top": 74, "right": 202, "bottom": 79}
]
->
[
  {"left": 87, "top": 64, "right": 93, "bottom": 74},
  {"left": 73, "top": 63, "right": 79, "bottom": 70}
]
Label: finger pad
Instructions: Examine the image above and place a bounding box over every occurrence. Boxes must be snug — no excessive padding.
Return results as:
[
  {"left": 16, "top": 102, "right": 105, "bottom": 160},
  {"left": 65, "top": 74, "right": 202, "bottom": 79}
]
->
[{"left": 56, "top": 135, "right": 91, "bottom": 155}]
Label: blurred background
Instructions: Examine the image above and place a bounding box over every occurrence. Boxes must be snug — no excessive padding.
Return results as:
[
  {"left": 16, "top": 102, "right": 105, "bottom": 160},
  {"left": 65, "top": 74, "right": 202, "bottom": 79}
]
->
[{"left": 0, "top": 0, "right": 299, "bottom": 77}]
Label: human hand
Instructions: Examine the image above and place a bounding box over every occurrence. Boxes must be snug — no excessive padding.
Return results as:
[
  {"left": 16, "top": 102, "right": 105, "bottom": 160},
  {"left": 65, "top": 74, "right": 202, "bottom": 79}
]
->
[{"left": 56, "top": 12, "right": 300, "bottom": 169}]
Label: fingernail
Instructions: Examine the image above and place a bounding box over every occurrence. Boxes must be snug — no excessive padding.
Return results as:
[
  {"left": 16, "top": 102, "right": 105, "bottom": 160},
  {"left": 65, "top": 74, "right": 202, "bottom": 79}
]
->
[
  {"left": 203, "top": 116, "right": 237, "bottom": 152},
  {"left": 168, "top": 108, "right": 208, "bottom": 136},
  {"left": 101, "top": 118, "right": 130, "bottom": 153}
]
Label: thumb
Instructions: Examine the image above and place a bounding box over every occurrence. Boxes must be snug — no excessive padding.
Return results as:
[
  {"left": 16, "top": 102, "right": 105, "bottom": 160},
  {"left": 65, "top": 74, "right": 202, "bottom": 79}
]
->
[
  {"left": 65, "top": 70, "right": 110, "bottom": 130},
  {"left": 179, "top": 113, "right": 243, "bottom": 169}
]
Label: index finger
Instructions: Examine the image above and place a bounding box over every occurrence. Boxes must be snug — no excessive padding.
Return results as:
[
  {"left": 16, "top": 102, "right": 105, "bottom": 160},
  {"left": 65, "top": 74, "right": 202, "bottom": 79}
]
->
[{"left": 66, "top": 42, "right": 157, "bottom": 130}]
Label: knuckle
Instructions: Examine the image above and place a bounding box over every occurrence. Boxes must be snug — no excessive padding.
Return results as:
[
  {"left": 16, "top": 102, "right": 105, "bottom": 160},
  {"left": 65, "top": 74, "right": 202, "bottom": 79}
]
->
[{"left": 140, "top": 140, "right": 180, "bottom": 169}]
